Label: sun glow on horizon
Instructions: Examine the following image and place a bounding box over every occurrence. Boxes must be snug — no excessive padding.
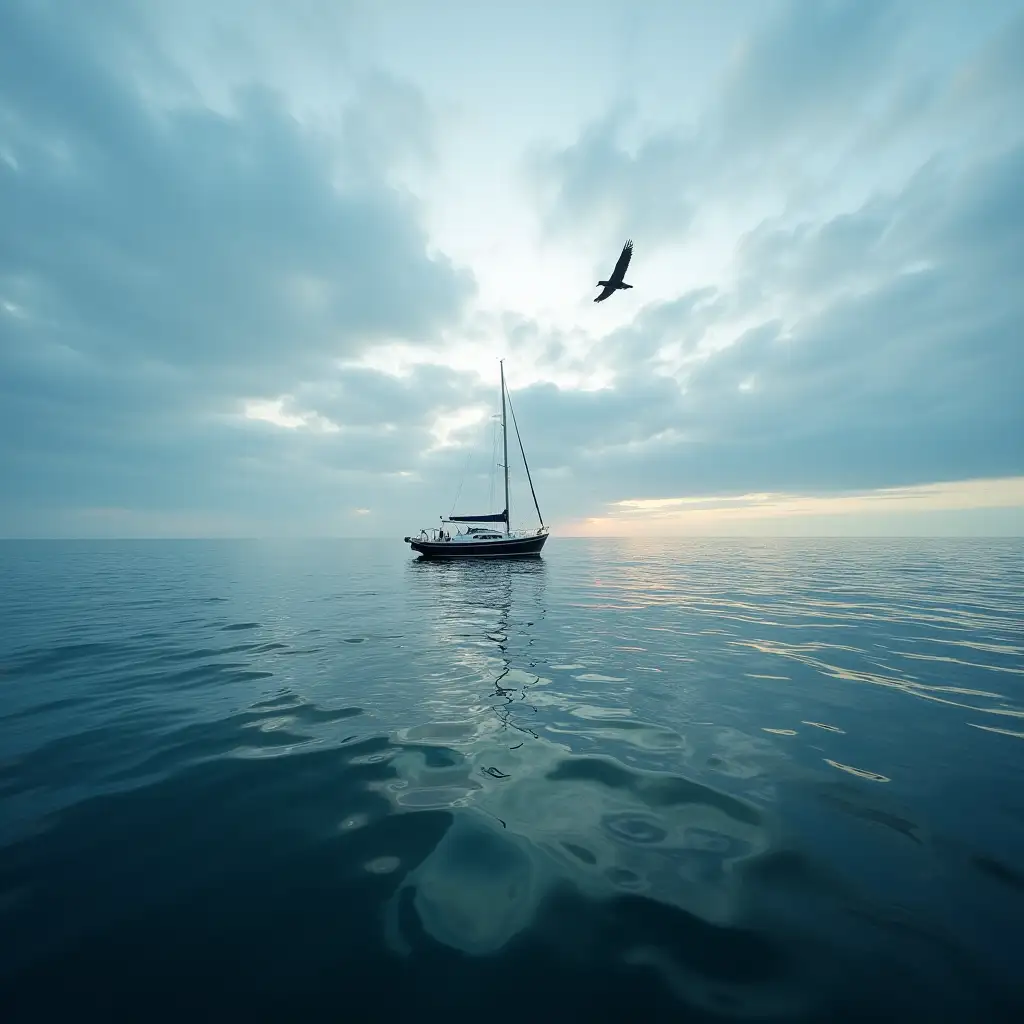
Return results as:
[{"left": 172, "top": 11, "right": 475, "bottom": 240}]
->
[{"left": 561, "top": 477, "right": 1024, "bottom": 537}]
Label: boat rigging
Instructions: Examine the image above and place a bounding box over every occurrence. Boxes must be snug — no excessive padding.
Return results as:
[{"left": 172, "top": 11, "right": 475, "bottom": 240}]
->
[{"left": 404, "top": 360, "right": 549, "bottom": 559}]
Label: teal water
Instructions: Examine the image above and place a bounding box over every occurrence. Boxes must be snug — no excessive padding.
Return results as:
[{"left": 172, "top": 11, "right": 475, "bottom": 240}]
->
[{"left": 1, "top": 538, "right": 1022, "bottom": 1020}]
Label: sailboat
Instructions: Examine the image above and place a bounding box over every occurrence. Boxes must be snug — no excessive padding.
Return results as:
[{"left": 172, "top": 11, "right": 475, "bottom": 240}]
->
[{"left": 404, "top": 360, "right": 549, "bottom": 559}]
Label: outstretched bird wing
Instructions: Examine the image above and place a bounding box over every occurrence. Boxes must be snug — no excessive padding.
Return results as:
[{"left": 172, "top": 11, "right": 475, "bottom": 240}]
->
[
  {"left": 594, "top": 283, "right": 616, "bottom": 302},
  {"left": 610, "top": 238, "right": 633, "bottom": 283}
]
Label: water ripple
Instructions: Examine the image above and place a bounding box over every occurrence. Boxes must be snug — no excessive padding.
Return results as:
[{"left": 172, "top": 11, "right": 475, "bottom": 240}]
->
[{"left": 0, "top": 538, "right": 1021, "bottom": 1018}]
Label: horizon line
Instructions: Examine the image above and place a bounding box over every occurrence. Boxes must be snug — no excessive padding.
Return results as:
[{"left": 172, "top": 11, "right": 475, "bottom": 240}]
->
[{"left": 1, "top": 534, "right": 1021, "bottom": 542}]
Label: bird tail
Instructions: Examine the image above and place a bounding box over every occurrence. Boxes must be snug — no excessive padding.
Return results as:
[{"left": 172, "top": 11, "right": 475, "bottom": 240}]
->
[{"left": 619, "top": 282, "right": 633, "bottom": 289}]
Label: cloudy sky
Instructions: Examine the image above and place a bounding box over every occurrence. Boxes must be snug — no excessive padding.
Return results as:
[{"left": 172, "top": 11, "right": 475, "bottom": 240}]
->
[{"left": 1, "top": 0, "right": 1022, "bottom": 539}]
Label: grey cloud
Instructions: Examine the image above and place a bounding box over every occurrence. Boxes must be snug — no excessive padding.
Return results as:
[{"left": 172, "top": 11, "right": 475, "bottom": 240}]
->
[
  {"left": 527, "top": 1, "right": 1021, "bottom": 249},
  {"left": 712, "top": 0, "right": 906, "bottom": 154},
  {"left": 0, "top": 0, "right": 475, "bottom": 535},
  {"left": 941, "top": 7, "right": 1024, "bottom": 121},
  {"left": 597, "top": 287, "right": 724, "bottom": 368},
  {"left": 498, "top": 313, "right": 579, "bottom": 373},
  {"left": 735, "top": 200, "right": 894, "bottom": 303},
  {"left": 339, "top": 70, "right": 437, "bottom": 179},
  {"left": 492, "top": 287, "right": 725, "bottom": 386},
  {"left": 0, "top": 0, "right": 471, "bottom": 367},
  {"left": 287, "top": 363, "right": 490, "bottom": 432},
  {"left": 735, "top": 143, "right": 1023, "bottom": 307},
  {"left": 508, "top": 374, "right": 684, "bottom": 465},
  {"left": 526, "top": 104, "right": 698, "bottom": 247},
  {"left": 501, "top": 139, "right": 1024, "bottom": 517},
  {"left": 0, "top": 88, "right": 469, "bottom": 388}
]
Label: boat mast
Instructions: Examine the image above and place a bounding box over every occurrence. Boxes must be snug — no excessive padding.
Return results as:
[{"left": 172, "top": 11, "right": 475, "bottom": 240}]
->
[{"left": 500, "top": 359, "right": 510, "bottom": 534}]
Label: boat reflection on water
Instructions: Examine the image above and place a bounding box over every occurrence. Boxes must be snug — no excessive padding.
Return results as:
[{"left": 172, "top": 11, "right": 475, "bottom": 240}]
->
[{"left": 405, "top": 556, "right": 548, "bottom": 748}]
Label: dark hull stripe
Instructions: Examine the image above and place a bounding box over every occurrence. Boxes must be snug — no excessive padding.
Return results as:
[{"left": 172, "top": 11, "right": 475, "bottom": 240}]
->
[{"left": 408, "top": 535, "right": 548, "bottom": 558}]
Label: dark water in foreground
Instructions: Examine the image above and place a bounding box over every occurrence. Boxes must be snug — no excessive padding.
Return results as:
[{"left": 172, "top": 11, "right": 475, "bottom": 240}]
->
[{"left": 1, "top": 538, "right": 1022, "bottom": 1021}]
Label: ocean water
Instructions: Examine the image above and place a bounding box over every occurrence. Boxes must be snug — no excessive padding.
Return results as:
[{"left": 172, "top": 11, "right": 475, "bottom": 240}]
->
[{"left": 0, "top": 537, "right": 1022, "bottom": 1021}]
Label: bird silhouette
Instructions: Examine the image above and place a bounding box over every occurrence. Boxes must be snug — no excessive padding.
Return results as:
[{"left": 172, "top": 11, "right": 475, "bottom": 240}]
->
[{"left": 594, "top": 238, "right": 634, "bottom": 302}]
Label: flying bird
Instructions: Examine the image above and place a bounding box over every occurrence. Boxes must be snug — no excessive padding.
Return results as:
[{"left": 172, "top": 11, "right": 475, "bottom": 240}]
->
[{"left": 594, "top": 238, "right": 634, "bottom": 302}]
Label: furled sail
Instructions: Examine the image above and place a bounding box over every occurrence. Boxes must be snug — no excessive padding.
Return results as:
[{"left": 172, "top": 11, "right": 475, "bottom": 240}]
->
[{"left": 446, "top": 510, "right": 508, "bottom": 523}]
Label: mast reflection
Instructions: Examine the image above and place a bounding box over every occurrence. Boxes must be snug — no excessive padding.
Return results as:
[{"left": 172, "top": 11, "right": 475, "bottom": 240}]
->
[{"left": 406, "top": 557, "right": 548, "bottom": 756}]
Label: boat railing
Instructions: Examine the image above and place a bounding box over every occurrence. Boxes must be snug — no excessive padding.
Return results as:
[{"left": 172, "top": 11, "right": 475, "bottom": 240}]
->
[
  {"left": 411, "top": 525, "right": 548, "bottom": 543},
  {"left": 507, "top": 526, "right": 548, "bottom": 539}
]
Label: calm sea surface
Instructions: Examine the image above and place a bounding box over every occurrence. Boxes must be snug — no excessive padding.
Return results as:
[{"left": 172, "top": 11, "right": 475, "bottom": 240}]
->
[{"left": 1, "top": 538, "right": 1022, "bottom": 1020}]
